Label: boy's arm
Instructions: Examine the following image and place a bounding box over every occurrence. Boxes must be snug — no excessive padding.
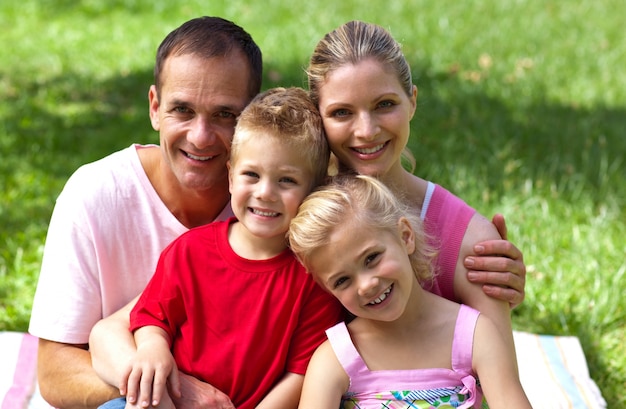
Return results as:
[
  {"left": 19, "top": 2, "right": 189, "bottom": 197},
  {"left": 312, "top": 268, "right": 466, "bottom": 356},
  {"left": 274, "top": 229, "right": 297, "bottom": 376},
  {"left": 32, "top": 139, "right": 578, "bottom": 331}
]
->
[
  {"left": 297, "top": 341, "right": 347, "bottom": 409},
  {"left": 473, "top": 315, "right": 532, "bottom": 408},
  {"left": 122, "top": 326, "right": 180, "bottom": 408},
  {"left": 465, "top": 214, "right": 527, "bottom": 308},
  {"left": 254, "top": 372, "right": 303, "bottom": 409},
  {"left": 90, "top": 296, "right": 140, "bottom": 386}
]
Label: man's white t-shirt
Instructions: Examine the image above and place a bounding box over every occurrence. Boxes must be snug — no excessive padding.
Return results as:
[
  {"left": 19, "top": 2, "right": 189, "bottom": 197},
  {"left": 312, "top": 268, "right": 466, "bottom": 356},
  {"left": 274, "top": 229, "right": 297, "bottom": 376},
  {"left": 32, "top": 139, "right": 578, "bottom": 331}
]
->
[{"left": 28, "top": 144, "right": 233, "bottom": 344}]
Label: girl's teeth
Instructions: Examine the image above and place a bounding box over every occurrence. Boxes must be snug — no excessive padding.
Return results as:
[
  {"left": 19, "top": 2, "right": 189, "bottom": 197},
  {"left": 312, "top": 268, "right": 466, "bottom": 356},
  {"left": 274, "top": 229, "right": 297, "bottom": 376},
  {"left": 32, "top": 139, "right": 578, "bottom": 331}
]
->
[{"left": 369, "top": 286, "right": 392, "bottom": 305}]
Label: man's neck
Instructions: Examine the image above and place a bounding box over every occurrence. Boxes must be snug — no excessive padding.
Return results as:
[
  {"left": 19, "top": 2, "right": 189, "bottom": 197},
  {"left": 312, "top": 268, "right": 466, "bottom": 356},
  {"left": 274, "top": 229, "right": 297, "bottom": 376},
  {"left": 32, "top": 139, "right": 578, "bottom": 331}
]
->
[{"left": 138, "top": 146, "right": 230, "bottom": 228}]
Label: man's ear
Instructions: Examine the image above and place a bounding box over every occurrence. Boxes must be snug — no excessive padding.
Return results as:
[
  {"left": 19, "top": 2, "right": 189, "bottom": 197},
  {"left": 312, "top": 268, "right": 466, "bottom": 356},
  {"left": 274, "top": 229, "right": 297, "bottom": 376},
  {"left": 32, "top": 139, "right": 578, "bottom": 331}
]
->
[
  {"left": 148, "top": 85, "right": 160, "bottom": 131},
  {"left": 398, "top": 217, "right": 416, "bottom": 255}
]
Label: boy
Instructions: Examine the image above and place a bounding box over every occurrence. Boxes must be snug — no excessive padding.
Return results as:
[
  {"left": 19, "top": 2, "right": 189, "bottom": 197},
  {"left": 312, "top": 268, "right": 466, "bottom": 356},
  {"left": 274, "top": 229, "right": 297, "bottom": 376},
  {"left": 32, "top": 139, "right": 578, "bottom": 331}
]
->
[{"left": 101, "top": 87, "right": 343, "bottom": 409}]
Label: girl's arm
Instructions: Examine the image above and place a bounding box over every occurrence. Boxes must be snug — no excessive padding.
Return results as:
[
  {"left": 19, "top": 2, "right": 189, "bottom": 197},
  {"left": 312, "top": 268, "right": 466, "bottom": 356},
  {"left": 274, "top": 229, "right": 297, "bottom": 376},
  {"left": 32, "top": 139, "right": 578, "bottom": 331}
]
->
[
  {"left": 455, "top": 213, "right": 517, "bottom": 363},
  {"left": 473, "top": 315, "right": 532, "bottom": 408},
  {"left": 297, "top": 341, "right": 348, "bottom": 409},
  {"left": 255, "top": 372, "right": 303, "bottom": 409},
  {"left": 121, "top": 325, "right": 181, "bottom": 408}
]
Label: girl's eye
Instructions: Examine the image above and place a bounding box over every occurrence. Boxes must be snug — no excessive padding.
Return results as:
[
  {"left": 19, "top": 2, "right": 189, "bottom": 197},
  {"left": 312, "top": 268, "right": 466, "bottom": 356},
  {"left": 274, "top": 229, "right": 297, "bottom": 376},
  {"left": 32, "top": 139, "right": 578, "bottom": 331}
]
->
[
  {"left": 365, "top": 252, "right": 380, "bottom": 265},
  {"left": 333, "top": 277, "right": 348, "bottom": 289}
]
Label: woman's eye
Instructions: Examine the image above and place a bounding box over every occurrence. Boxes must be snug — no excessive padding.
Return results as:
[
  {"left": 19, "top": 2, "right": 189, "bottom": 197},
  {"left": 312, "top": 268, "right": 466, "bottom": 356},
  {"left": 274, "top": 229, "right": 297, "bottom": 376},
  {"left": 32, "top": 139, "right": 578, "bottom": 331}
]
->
[
  {"left": 331, "top": 108, "right": 350, "bottom": 118},
  {"left": 378, "top": 100, "right": 395, "bottom": 109}
]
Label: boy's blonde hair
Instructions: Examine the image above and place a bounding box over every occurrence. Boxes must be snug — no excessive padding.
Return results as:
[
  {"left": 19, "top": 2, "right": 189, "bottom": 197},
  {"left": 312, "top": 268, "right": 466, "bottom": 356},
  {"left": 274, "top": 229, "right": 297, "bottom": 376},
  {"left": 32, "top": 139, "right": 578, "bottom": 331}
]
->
[
  {"left": 288, "top": 174, "right": 436, "bottom": 284},
  {"left": 230, "top": 87, "right": 329, "bottom": 188}
]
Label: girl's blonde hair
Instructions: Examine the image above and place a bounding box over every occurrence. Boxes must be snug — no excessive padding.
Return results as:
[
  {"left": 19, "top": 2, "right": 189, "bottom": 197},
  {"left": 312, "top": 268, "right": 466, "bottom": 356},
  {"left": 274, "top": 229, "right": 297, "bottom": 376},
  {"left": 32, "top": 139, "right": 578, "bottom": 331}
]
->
[{"left": 288, "top": 174, "right": 436, "bottom": 284}]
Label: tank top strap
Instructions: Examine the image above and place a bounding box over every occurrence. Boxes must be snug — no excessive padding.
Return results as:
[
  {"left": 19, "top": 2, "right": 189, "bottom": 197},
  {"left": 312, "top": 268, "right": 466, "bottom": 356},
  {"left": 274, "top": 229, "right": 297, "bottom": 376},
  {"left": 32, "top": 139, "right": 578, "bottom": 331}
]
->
[
  {"left": 451, "top": 304, "right": 480, "bottom": 373},
  {"left": 326, "top": 321, "right": 369, "bottom": 377}
]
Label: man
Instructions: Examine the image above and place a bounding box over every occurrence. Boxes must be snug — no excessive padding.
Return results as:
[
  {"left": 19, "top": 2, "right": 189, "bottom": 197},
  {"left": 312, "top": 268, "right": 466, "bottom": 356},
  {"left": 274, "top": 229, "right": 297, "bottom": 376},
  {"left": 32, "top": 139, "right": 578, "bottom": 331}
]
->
[{"left": 29, "top": 16, "right": 262, "bottom": 408}]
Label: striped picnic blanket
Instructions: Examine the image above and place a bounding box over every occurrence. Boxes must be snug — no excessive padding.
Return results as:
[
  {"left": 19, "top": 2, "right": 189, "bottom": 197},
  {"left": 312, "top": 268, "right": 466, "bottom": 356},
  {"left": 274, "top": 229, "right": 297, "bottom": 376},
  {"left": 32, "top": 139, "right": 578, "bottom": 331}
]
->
[{"left": 0, "top": 331, "right": 607, "bottom": 409}]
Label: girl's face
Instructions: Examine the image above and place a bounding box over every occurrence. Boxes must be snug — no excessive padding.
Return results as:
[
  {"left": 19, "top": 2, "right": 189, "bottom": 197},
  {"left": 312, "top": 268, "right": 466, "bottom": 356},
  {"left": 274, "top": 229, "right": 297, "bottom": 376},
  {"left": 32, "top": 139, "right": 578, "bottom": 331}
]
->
[
  {"left": 308, "top": 218, "right": 418, "bottom": 322},
  {"left": 317, "top": 58, "right": 417, "bottom": 178}
]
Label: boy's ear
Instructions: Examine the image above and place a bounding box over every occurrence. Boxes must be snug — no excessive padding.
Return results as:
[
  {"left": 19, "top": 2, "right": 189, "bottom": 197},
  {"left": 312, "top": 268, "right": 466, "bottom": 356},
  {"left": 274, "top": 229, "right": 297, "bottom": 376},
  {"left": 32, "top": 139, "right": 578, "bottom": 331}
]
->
[
  {"left": 398, "top": 217, "right": 416, "bottom": 255},
  {"left": 227, "top": 161, "right": 233, "bottom": 193}
]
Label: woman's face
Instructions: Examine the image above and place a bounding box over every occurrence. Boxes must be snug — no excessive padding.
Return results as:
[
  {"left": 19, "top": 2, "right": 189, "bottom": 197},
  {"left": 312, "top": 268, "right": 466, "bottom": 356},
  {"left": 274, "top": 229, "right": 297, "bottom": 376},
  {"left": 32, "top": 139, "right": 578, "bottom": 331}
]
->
[{"left": 317, "top": 58, "right": 417, "bottom": 178}]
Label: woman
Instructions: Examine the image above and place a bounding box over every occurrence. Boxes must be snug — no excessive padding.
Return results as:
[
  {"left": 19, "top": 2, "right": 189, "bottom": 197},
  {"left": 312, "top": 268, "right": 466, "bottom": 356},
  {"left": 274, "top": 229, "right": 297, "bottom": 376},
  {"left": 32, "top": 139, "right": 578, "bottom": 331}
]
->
[{"left": 307, "top": 20, "right": 525, "bottom": 358}]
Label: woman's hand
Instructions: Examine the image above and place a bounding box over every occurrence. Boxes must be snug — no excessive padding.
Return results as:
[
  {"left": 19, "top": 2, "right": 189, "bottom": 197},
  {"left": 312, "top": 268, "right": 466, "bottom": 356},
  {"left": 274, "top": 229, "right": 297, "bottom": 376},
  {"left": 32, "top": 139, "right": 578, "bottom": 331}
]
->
[{"left": 464, "top": 214, "right": 526, "bottom": 308}]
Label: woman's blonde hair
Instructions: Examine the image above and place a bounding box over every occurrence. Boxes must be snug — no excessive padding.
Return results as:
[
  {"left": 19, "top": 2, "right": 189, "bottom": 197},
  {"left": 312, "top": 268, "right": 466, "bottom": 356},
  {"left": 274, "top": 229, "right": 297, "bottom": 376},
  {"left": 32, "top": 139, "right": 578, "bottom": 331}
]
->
[
  {"left": 306, "top": 20, "right": 416, "bottom": 172},
  {"left": 288, "top": 174, "right": 436, "bottom": 284}
]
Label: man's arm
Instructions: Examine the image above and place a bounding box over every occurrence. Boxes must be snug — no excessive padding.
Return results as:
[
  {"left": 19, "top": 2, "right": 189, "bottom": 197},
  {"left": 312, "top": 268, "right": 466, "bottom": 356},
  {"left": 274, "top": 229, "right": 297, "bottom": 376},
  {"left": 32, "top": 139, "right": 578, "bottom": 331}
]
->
[
  {"left": 37, "top": 339, "right": 119, "bottom": 409},
  {"left": 464, "top": 213, "right": 527, "bottom": 308}
]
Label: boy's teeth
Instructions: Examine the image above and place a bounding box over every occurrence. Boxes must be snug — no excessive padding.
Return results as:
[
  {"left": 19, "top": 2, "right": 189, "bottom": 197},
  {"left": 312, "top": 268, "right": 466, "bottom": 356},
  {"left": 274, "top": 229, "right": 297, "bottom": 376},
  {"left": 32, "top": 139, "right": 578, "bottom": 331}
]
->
[{"left": 252, "top": 209, "right": 278, "bottom": 217}]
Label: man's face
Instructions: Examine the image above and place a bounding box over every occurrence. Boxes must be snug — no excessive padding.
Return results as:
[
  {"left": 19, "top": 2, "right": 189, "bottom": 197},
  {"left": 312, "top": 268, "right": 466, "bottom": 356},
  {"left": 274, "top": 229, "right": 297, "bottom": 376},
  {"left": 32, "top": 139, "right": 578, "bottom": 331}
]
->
[{"left": 149, "top": 52, "right": 252, "bottom": 192}]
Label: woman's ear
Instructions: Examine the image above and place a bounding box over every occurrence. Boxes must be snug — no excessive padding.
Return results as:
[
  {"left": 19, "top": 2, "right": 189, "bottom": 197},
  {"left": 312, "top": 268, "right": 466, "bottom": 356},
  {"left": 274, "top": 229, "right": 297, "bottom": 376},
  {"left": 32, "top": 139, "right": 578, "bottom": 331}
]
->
[{"left": 398, "top": 217, "right": 416, "bottom": 255}]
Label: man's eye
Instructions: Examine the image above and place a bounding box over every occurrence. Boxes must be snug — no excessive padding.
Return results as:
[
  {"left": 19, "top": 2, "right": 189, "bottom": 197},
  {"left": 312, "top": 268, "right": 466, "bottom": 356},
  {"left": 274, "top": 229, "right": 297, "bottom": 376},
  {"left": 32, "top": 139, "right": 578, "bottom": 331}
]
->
[
  {"left": 217, "top": 111, "right": 236, "bottom": 119},
  {"left": 174, "top": 106, "right": 192, "bottom": 114}
]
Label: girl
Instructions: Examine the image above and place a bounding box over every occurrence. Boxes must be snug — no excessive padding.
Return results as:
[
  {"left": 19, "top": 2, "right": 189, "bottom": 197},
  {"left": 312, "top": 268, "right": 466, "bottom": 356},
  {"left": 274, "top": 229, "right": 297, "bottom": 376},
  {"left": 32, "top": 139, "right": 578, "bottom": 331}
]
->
[{"left": 288, "top": 174, "right": 531, "bottom": 409}]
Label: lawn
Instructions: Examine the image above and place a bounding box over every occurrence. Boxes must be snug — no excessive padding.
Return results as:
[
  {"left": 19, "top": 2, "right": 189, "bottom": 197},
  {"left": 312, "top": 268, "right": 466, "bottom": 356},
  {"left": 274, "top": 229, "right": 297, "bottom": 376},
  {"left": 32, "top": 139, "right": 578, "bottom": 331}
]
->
[{"left": 1, "top": 0, "right": 624, "bottom": 406}]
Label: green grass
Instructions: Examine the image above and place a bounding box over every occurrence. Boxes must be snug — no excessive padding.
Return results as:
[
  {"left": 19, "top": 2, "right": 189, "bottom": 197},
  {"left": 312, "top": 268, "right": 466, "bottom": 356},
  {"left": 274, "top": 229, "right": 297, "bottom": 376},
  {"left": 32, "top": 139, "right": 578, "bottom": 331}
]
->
[{"left": 1, "top": 0, "right": 624, "bottom": 406}]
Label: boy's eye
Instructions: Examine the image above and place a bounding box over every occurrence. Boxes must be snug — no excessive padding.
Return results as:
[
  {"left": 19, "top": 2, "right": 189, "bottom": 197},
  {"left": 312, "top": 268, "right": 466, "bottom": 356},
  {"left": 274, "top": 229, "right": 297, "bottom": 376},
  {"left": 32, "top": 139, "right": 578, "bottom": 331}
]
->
[
  {"left": 280, "top": 177, "right": 297, "bottom": 184},
  {"left": 243, "top": 171, "right": 259, "bottom": 178}
]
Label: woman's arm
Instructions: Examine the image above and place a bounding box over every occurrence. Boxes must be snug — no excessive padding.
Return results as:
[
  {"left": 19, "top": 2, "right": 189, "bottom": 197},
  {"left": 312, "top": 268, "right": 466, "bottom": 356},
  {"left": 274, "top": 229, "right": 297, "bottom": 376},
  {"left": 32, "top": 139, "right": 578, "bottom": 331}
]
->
[
  {"left": 464, "top": 214, "right": 527, "bottom": 308},
  {"left": 297, "top": 341, "right": 348, "bottom": 409},
  {"left": 473, "top": 315, "right": 532, "bottom": 408}
]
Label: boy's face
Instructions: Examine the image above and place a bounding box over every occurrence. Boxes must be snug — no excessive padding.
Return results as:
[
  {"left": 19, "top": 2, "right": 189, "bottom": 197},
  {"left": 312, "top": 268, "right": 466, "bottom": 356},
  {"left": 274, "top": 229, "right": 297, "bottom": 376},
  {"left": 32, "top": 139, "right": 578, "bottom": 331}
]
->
[{"left": 228, "top": 133, "right": 314, "bottom": 241}]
